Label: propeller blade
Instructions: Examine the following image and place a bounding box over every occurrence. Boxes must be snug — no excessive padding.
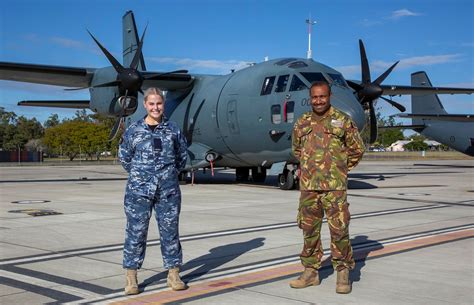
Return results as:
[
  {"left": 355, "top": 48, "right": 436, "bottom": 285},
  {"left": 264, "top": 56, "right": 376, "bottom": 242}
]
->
[
  {"left": 65, "top": 79, "right": 122, "bottom": 90},
  {"left": 144, "top": 69, "right": 190, "bottom": 80},
  {"left": 359, "top": 39, "right": 371, "bottom": 84},
  {"left": 369, "top": 101, "right": 378, "bottom": 144},
  {"left": 346, "top": 80, "right": 363, "bottom": 91},
  {"left": 64, "top": 87, "right": 89, "bottom": 91},
  {"left": 380, "top": 96, "right": 406, "bottom": 112},
  {"left": 109, "top": 117, "right": 124, "bottom": 141},
  {"left": 92, "top": 80, "right": 121, "bottom": 88},
  {"left": 373, "top": 61, "right": 399, "bottom": 85},
  {"left": 87, "top": 30, "right": 124, "bottom": 74},
  {"left": 130, "top": 24, "right": 148, "bottom": 70}
]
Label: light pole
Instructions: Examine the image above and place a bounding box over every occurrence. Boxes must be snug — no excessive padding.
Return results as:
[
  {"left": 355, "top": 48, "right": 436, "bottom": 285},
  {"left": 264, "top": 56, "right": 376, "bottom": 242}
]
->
[{"left": 306, "top": 15, "right": 317, "bottom": 59}]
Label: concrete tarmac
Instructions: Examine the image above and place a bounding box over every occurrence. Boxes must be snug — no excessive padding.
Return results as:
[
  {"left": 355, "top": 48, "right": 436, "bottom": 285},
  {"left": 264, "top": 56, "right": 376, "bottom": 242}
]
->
[{"left": 0, "top": 160, "right": 473, "bottom": 304}]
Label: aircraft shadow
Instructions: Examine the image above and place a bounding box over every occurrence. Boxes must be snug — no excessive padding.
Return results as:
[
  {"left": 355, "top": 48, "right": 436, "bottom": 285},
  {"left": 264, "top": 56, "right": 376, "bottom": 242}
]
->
[
  {"left": 141, "top": 237, "right": 265, "bottom": 288},
  {"left": 318, "top": 235, "right": 383, "bottom": 283}
]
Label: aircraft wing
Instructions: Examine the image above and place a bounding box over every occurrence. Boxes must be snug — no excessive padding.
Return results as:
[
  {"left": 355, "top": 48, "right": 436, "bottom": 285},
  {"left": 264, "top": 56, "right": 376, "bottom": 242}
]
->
[
  {"left": 379, "top": 84, "right": 474, "bottom": 96},
  {"left": 346, "top": 79, "right": 474, "bottom": 96},
  {"left": 395, "top": 113, "right": 474, "bottom": 122},
  {"left": 0, "top": 62, "right": 194, "bottom": 91},
  {"left": 0, "top": 62, "right": 95, "bottom": 87}
]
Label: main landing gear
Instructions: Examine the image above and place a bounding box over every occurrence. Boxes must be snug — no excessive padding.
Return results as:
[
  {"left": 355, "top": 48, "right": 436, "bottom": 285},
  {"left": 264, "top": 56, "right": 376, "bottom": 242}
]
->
[{"left": 235, "top": 167, "right": 267, "bottom": 183}]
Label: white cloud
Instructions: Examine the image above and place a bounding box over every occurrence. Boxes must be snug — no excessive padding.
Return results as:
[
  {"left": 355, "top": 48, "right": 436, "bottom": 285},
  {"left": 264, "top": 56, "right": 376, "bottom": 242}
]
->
[
  {"left": 148, "top": 57, "right": 251, "bottom": 74},
  {"left": 389, "top": 9, "right": 421, "bottom": 20},
  {"left": 360, "top": 18, "right": 382, "bottom": 27}
]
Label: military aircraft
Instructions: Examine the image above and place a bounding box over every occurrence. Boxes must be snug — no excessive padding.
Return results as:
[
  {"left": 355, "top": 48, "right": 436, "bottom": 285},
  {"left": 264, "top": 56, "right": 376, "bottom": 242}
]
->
[
  {"left": 1, "top": 11, "right": 473, "bottom": 189},
  {"left": 390, "top": 71, "right": 474, "bottom": 156}
]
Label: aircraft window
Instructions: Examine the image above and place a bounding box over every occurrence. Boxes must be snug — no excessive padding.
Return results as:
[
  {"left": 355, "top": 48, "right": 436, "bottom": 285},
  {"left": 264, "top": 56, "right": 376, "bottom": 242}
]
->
[
  {"left": 275, "top": 58, "right": 297, "bottom": 66},
  {"left": 260, "top": 76, "right": 276, "bottom": 95},
  {"left": 300, "top": 72, "right": 327, "bottom": 84},
  {"left": 275, "top": 75, "right": 290, "bottom": 92},
  {"left": 284, "top": 101, "right": 295, "bottom": 123},
  {"left": 271, "top": 105, "right": 281, "bottom": 124},
  {"left": 328, "top": 73, "right": 348, "bottom": 87},
  {"left": 289, "top": 75, "right": 308, "bottom": 91},
  {"left": 288, "top": 61, "right": 308, "bottom": 69}
]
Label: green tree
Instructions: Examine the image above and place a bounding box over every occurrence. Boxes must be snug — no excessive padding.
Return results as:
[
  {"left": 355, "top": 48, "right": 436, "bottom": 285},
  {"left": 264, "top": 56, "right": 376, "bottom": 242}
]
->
[
  {"left": 44, "top": 114, "right": 60, "bottom": 128},
  {"left": 0, "top": 109, "right": 44, "bottom": 150},
  {"left": 404, "top": 140, "right": 429, "bottom": 151},
  {"left": 43, "top": 120, "right": 108, "bottom": 161}
]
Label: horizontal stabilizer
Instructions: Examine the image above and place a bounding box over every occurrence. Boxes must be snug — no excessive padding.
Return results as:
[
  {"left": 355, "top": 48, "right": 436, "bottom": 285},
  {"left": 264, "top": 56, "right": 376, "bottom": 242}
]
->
[
  {"left": 396, "top": 113, "right": 474, "bottom": 122},
  {"left": 18, "top": 100, "right": 90, "bottom": 109}
]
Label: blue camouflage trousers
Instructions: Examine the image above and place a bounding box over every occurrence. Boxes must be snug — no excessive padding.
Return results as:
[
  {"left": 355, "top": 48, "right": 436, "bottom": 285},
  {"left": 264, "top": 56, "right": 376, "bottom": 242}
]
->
[{"left": 123, "top": 189, "right": 182, "bottom": 270}]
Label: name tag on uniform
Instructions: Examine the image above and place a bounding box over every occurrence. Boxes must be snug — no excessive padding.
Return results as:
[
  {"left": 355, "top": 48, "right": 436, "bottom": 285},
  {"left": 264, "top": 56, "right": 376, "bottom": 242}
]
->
[
  {"left": 331, "top": 119, "right": 343, "bottom": 128},
  {"left": 153, "top": 138, "right": 162, "bottom": 153}
]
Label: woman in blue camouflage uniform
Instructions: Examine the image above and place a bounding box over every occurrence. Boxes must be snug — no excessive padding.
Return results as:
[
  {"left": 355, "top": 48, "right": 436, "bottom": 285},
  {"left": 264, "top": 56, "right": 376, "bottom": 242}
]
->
[{"left": 119, "top": 88, "right": 188, "bottom": 294}]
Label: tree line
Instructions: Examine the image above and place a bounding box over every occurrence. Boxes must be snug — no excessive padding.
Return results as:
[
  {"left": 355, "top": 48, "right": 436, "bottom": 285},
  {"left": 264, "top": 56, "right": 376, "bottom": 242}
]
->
[
  {"left": 0, "top": 107, "right": 444, "bottom": 162},
  {"left": 0, "top": 108, "right": 121, "bottom": 161}
]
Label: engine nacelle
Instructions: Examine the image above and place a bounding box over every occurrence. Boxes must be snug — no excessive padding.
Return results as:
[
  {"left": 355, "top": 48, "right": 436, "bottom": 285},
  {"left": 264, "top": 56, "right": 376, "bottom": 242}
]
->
[{"left": 88, "top": 66, "right": 138, "bottom": 117}]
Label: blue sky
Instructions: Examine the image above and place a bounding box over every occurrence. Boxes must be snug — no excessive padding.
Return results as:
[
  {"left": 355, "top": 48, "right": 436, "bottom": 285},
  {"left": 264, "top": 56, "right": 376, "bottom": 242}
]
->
[{"left": 1, "top": 0, "right": 473, "bottom": 125}]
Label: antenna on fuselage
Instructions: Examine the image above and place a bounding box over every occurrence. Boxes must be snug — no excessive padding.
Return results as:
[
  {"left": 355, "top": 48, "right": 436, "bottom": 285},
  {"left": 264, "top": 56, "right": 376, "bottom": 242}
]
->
[{"left": 306, "top": 14, "right": 317, "bottom": 59}]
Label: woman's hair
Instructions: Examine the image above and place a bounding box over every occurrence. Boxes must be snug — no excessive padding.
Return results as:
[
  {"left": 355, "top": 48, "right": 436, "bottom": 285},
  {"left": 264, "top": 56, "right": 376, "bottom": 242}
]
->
[{"left": 144, "top": 88, "right": 165, "bottom": 101}]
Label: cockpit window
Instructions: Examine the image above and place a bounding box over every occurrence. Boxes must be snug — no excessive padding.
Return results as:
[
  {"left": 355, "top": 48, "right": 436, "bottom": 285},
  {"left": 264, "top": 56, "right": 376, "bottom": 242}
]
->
[
  {"left": 275, "top": 75, "right": 289, "bottom": 92},
  {"left": 289, "top": 75, "right": 308, "bottom": 91},
  {"left": 300, "top": 72, "right": 327, "bottom": 84},
  {"left": 327, "top": 73, "right": 348, "bottom": 87},
  {"left": 275, "top": 58, "right": 297, "bottom": 66},
  {"left": 288, "top": 61, "right": 308, "bottom": 69},
  {"left": 260, "top": 76, "right": 276, "bottom": 95}
]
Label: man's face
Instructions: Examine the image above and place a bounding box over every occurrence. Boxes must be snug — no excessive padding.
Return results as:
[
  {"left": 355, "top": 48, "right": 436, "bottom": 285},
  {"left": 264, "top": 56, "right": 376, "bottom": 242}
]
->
[
  {"left": 310, "top": 85, "right": 331, "bottom": 115},
  {"left": 144, "top": 94, "right": 165, "bottom": 122}
]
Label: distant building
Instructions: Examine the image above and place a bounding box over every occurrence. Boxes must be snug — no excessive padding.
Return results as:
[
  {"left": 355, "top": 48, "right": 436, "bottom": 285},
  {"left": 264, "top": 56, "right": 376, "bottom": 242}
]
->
[
  {"left": 389, "top": 140, "right": 411, "bottom": 152},
  {"left": 388, "top": 140, "right": 442, "bottom": 152}
]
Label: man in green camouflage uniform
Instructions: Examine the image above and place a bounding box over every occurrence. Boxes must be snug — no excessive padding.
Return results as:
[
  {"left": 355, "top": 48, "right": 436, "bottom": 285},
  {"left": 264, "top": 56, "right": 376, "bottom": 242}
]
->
[{"left": 290, "top": 81, "right": 365, "bottom": 294}]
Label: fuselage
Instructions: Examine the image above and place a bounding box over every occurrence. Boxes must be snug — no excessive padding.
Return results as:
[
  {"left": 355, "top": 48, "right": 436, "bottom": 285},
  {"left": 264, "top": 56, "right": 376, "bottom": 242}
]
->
[{"left": 128, "top": 58, "right": 366, "bottom": 167}]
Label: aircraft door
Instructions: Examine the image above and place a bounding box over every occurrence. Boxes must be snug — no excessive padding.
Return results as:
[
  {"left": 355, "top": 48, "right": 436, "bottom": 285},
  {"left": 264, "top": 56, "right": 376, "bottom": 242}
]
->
[{"left": 227, "top": 100, "right": 240, "bottom": 134}]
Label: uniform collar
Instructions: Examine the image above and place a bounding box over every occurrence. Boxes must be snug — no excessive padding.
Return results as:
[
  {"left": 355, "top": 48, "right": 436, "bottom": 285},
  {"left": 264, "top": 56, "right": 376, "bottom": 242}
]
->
[{"left": 139, "top": 116, "right": 169, "bottom": 129}]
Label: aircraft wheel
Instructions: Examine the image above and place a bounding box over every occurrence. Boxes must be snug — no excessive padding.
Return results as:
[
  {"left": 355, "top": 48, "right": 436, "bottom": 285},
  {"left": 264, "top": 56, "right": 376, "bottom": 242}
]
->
[
  {"left": 236, "top": 167, "right": 250, "bottom": 182},
  {"left": 178, "top": 171, "right": 187, "bottom": 185},
  {"left": 251, "top": 167, "right": 266, "bottom": 183},
  {"left": 278, "top": 170, "right": 295, "bottom": 190}
]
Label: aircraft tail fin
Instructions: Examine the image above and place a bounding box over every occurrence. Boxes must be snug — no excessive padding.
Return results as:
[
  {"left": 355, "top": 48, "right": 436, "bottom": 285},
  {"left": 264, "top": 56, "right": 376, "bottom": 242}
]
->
[
  {"left": 411, "top": 72, "right": 447, "bottom": 125},
  {"left": 122, "top": 11, "right": 146, "bottom": 71}
]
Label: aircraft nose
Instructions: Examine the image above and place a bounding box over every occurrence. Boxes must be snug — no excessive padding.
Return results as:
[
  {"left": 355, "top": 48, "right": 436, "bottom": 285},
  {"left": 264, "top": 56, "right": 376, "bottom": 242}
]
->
[{"left": 330, "top": 91, "right": 366, "bottom": 130}]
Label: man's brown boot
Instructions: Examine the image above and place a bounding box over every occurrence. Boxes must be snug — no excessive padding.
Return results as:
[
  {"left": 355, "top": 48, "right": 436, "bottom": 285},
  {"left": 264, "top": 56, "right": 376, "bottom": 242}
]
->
[
  {"left": 167, "top": 267, "right": 187, "bottom": 291},
  {"left": 289, "top": 268, "right": 320, "bottom": 288},
  {"left": 124, "top": 269, "right": 139, "bottom": 295},
  {"left": 336, "top": 268, "right": 351, "bottom": 294}
]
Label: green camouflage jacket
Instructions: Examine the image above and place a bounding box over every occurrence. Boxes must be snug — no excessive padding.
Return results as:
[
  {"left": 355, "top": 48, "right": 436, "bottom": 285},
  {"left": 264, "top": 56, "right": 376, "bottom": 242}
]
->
[{"left": 292, "top": 106, "right": 365, "bottom": 190}]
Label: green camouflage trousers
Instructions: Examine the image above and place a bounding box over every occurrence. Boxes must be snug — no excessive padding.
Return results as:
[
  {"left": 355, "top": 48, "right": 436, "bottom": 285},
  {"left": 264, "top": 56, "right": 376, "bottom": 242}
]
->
[{"left": 297, "top": 190, "right": 355, "bottom": 271}]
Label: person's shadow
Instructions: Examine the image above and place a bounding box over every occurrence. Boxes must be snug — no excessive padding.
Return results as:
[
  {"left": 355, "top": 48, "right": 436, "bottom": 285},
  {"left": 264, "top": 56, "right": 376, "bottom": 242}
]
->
[
  {"left": 141, "top": 237, "right": 265, "bottom": 288},
  {"left": 350, "top": 235, "right": 383, "bottom": 283},
  {"left": 318, "top": 235, "right": 383, "bottom": 283}
]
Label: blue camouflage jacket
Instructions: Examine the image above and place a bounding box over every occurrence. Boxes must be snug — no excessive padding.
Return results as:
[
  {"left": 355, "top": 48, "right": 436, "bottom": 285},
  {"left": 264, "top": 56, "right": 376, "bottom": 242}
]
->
[{"left": 119, "top": 117, "right": 187, "bottom": 198}]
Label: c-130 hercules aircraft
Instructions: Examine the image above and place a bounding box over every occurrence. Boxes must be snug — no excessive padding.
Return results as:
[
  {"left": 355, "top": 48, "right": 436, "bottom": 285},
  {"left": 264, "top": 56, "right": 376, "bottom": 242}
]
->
[{"left": 1, "top": 11, "right": 473, "bottom": 189}]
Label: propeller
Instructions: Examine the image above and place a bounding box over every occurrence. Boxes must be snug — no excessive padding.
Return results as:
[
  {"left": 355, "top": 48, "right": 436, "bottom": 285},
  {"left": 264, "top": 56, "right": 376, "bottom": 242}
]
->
[
  {"left": 75, "top": 28, "right": 188, "bottom": 140},
  {"left": 347, "top": 39, "right": 406, "bottom": 143}
]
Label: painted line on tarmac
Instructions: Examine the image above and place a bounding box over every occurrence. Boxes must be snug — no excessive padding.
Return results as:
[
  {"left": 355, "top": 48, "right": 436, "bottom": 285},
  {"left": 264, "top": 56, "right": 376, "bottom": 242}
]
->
[
  {"left": 0, "top": 203, "right": 447, "bottom": 266},
  {"left": 0, "top": 270, "right": 102, "bottom": 300},
  {"left": 77, "top": 224, "right": 473, "bottom": 304}
]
